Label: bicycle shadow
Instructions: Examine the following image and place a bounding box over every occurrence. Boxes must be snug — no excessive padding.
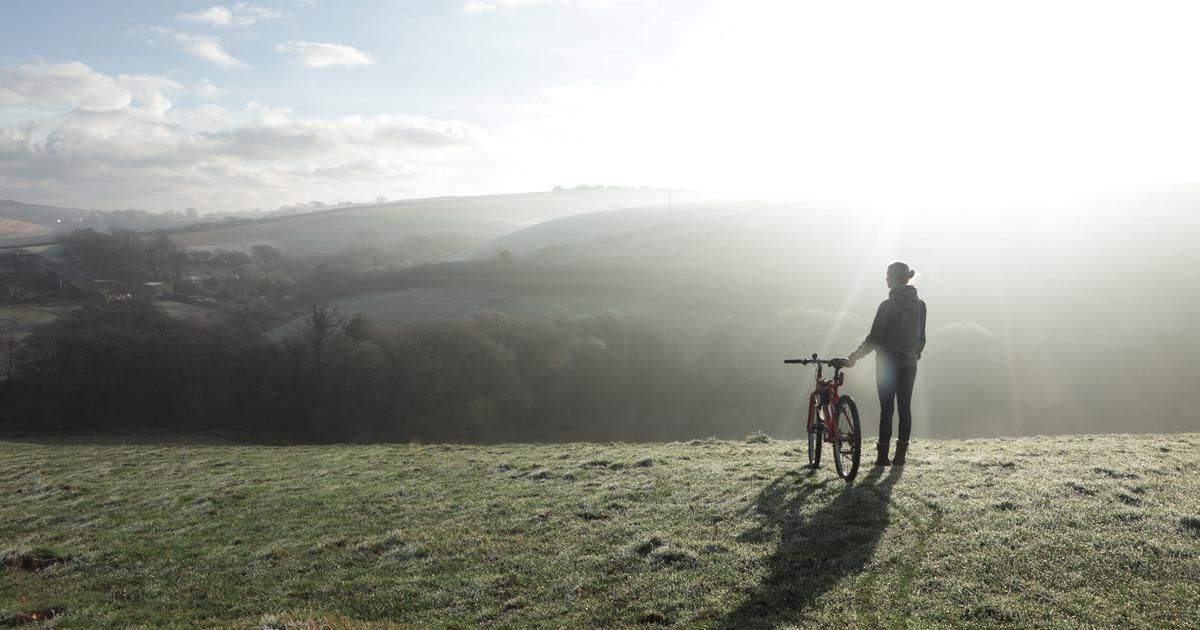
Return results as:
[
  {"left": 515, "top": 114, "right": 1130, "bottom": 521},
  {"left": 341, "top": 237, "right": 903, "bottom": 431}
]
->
[{"left": 722, "top": 464, "right": 904, "bottom": 628}]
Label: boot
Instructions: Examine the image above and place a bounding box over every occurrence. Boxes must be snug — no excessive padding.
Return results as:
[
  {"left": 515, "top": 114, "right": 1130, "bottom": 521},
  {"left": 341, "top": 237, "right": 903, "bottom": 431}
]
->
[
  {"left": 873, "top": 441, "right": 891, "bottom": 466},
  {"left": 892, "top": 440, "right": 909, "bottom": 466}
]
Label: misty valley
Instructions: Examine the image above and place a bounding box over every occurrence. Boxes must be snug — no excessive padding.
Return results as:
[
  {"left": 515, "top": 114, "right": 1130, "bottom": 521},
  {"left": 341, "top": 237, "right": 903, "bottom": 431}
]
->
[{"left": 3, "top": 188, "right": 1198, "bottom": 443}]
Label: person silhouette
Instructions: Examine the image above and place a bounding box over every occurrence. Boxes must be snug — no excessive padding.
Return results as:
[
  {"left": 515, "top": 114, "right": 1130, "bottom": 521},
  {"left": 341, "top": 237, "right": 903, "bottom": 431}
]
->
[{"left": 842, "top": 261, "right": 926, "bottom": 466}]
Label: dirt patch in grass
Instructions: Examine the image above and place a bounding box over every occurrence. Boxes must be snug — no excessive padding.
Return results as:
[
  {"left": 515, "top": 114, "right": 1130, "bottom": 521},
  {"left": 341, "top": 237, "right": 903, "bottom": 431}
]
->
[
  {"left": 648, "top": 546, "right": 697, "bottom": 569},
  {"left": 2, "top": 547, "right": 69, "bottom": 572},
  {"left": 1092, "top": 467, "right": 1139, "bottom": 479},
  {"left": 1181, "top": 517, "right": 1200, "bottom": 535},
  {"left": 637, "top": 611, "right": 671, "bottom": 625},
  {"left": 0, "top": 607, "right": 66, "bottom": 627},
  {"left": 633, "top": 536, "right": 665, "bottom": 556},
  {"left": 1115, "top": 492, "right": 1142, "bottom": 506},
  {"left": 1068, "top": 482, "right": 1097, "bottom": 496},
  {"left": 355, "top": 530, "right": 405, "bottom": 554},
  {"left": 973, "top": 461, "right": 1017, "bottom": 470}
]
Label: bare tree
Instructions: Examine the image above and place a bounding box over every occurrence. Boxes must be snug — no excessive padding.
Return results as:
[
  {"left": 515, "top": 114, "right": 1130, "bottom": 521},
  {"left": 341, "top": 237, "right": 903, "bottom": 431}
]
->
[{"left": 304, "top": 303, "right": 346, "bottom": 378}]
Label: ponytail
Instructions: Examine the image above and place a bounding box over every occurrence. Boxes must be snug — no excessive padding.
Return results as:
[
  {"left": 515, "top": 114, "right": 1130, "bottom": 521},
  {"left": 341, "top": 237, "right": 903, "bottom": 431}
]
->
[{"left": 888, "top": 261, "right": 916, "bottom": 284}]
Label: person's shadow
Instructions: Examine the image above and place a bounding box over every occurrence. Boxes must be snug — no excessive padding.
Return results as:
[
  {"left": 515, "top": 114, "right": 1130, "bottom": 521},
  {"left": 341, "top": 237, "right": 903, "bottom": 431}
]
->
[{"left": 722, "top": 464, "right": 904, "bottom": 628}]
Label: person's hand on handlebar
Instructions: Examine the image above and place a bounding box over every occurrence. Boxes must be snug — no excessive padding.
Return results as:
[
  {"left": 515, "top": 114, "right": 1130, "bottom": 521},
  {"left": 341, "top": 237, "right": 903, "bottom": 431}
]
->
[{"left": 828, "top": 357, "right": 852, "bottom": 369}]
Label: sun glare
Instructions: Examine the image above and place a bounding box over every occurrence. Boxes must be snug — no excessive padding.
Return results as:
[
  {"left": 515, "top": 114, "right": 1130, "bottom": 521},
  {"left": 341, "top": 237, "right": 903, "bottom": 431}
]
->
[{"left": 541, "top": 0, "right": 1200, "bottom": 206}]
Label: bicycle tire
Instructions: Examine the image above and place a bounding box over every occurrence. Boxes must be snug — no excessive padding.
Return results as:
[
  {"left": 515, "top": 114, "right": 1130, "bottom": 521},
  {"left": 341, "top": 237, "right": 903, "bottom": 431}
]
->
[
  {"left": 807, "top": 405, "right": 822, "bottom": 469},
  {"left": 833, "top": 396, "right": 862, "bottom": 481}
]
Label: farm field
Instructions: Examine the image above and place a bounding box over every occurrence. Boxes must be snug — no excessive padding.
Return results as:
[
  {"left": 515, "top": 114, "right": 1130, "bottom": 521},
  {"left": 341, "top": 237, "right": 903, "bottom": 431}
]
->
[
  {"left": 0, "top": 303, "right": 80, "bottom": 341},
  {"left": 2, "top": 433, "right": 1198, "bottom": 628},
  {"left": 0, "top": 218, "right": 52, "bottom": 241}
]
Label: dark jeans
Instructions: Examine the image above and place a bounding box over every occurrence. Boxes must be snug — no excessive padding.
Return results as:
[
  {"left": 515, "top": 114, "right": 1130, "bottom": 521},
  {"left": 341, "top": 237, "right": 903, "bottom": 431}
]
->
[{"left": 876, "top": 354, "right": 917, "bottom": 442}]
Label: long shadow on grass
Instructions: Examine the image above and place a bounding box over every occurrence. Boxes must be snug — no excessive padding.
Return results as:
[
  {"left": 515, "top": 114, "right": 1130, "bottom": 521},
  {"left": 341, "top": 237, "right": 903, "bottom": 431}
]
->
[{"left": 722, "top": 464, "right": 903, "bottom": 628}]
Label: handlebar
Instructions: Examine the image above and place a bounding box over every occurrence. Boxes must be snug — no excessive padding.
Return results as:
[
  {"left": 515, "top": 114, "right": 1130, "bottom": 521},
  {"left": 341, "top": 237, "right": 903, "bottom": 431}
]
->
[{"left": 783, "top": 354, "right": 850, "bottom": 369}]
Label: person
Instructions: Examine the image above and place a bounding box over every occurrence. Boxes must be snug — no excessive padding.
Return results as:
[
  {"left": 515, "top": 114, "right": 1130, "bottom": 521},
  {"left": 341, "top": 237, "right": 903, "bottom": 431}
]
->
[{"left": 842, "top": 261, "right": 926, "bottom": 466}]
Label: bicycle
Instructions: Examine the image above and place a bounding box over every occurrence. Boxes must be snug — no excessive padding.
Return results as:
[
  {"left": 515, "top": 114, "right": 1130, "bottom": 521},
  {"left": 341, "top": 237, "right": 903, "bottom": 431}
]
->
[{"left": 783, "top": 353, "right": 861, "bottom": 481}]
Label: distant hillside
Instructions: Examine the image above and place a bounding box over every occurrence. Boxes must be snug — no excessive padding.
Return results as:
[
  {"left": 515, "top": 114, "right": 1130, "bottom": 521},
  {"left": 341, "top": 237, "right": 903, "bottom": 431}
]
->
[
  {"left": 171, "top": 188, "right": 676, "bottom": 256},
  {"left": 0, "top": 217, "right": 53, "bottom": 240},
  {"left": 283, "top": 187, "right": 1200, "bottom": 439},
  {"left": 0, "top": 199, "right": 95, "bottom": 226}
]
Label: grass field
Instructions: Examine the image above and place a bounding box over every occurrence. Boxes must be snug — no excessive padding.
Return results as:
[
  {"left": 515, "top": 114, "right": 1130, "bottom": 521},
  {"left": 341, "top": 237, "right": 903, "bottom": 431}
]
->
[
  {"left": 0, "top": 218, "right": 52, "bottom": 241},
  {"left": 2, "top": 434, "right": 1198, "bottom": 628}
]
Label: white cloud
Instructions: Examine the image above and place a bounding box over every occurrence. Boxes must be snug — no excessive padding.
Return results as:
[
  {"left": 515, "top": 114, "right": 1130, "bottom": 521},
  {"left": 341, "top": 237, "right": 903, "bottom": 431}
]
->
[
  {"left": 231, "top": 2, "right": 283, "bottom": 24},
  {"left": 178, "top": 6, "right": 233, "bottom": 26},
  {"left": 274, "top": 41, "right": 374, "bottom": 68},
  {"left": 0, "top": 61, "right": 482, "bottom": 212},
  {"left": 172, "top": 32, "right": 247, "bottom": 68},
  {"left": 177, "top": 3, "right": 281, "bottom": 27},
  {"left": 0, "top": 61, "right": 181, "bottom": 112},
  {"left": 195, "top": 78, "right": 225, "bottom": 99}
]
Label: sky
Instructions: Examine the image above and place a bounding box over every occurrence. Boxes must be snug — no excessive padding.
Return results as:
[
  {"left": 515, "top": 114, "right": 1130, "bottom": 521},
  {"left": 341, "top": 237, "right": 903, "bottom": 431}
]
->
[{"left": 3, "top": 0, "right": 1200, "bottom": 212}]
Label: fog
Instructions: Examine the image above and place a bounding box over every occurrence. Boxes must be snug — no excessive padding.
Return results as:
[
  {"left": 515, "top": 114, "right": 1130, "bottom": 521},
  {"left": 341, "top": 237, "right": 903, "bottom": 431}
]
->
[
  {"left": 447, "top": 185, "right": 1200, "bottom": 439},
  {"left": 3, "top": 186, "right": 1198, "bottom": 442}
]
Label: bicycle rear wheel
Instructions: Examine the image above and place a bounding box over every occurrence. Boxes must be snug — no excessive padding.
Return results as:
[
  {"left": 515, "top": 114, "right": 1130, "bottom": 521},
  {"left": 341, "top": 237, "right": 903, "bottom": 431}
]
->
[
  {"left": 833, "top": 396, "right": 861, "bottom": 481},
  {"left": 811, "top": 400, "right": 820, "bottom": 468}
]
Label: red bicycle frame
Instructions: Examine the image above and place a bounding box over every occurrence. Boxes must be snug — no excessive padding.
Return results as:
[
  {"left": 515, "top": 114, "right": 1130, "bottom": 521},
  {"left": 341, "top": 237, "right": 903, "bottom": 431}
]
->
[{"left": 805, "top": 362, "right": 846, "bottom": 443}]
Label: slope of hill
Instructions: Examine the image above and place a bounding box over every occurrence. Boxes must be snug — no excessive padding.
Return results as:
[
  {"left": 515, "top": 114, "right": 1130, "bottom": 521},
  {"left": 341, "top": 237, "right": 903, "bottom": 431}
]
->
[
  {"left": 0, "top": 217, "right": 52, "bottom": 241},
  {"left": 2, "top": 433, "right": 1196, "bottom": 627},
  {"left": 171, "top": 188, "right": 675, "bottom": 256},
  {"left": 0, "top": 200, "right": 94, "bottom": 225}
]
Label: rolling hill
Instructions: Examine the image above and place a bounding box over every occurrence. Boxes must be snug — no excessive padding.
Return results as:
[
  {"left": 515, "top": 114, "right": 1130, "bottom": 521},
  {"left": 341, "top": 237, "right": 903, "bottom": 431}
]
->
[
  {"left": 0, "top": 200, "right": 95, "bottom": 226},
  {"left": 273, "top": 186, "right": 1200, "bottom": 439},
  {"left": 170, "top": 188, "right": 677, "bottom": 256},
  {"left": 0, "top": 217, "right": 52, "bottom": 241}
]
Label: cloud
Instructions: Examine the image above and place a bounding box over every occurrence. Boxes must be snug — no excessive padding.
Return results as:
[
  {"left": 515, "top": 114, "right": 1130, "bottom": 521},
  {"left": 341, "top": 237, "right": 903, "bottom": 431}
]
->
[
  {"left": 274, "top": 41, "right": 374, "bottom": 68},
  {"left": 463, "top": 1, "right": 498, "bottom": 12},
  {"left": 195, "top": 78, "right": 225, "bottom": 99},
  {"left": 0, "top": 61, "right": 181, "bottom": 112},
  {"left": 172, "top": 32, "right": 247, "bottom": 68},
  {"left": 178, "top": 6, "right": 233, "bottom": 26},
  {"left": 0, "top": 61, "right": 482, "bottom": 212},
  {"left": 231, "top": 2, "right": 283, "bottom": 24},
  {"left": 177, "top": 3, "right": 282, "bottom": 27}
]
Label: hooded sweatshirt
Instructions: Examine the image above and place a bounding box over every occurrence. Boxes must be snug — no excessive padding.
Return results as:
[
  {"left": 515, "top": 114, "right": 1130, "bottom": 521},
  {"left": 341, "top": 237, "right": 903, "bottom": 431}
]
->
[{"left": 850, "top": 284, "right": 927, "bottom": 365}]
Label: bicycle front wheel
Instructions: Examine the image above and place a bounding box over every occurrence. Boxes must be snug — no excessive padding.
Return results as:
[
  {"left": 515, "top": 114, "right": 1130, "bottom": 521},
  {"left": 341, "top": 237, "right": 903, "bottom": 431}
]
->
[{"left": 833, "top": 396, "right": 861, "bottom": 481}]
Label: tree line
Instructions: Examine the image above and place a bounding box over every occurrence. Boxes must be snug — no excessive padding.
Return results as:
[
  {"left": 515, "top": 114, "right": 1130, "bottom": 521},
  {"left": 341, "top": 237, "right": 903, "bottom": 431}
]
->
[{"left": 0, "top": 300, "right": 821, "bottom": 442}]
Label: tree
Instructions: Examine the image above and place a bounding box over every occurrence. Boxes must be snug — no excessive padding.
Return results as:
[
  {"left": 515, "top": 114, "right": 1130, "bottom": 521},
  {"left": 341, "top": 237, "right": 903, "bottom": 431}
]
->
[
  {"left": 344, "top": 315, "right": 374, "bottom": 342},
  {"left": 304, "top": 303, "right": 346, "bottom": 378},
  {"left": 251, "top": 244, "right": 286, "bottom": 270},
  {"left": 144, "top": 234, "right": 179, "bottom": 282}
]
